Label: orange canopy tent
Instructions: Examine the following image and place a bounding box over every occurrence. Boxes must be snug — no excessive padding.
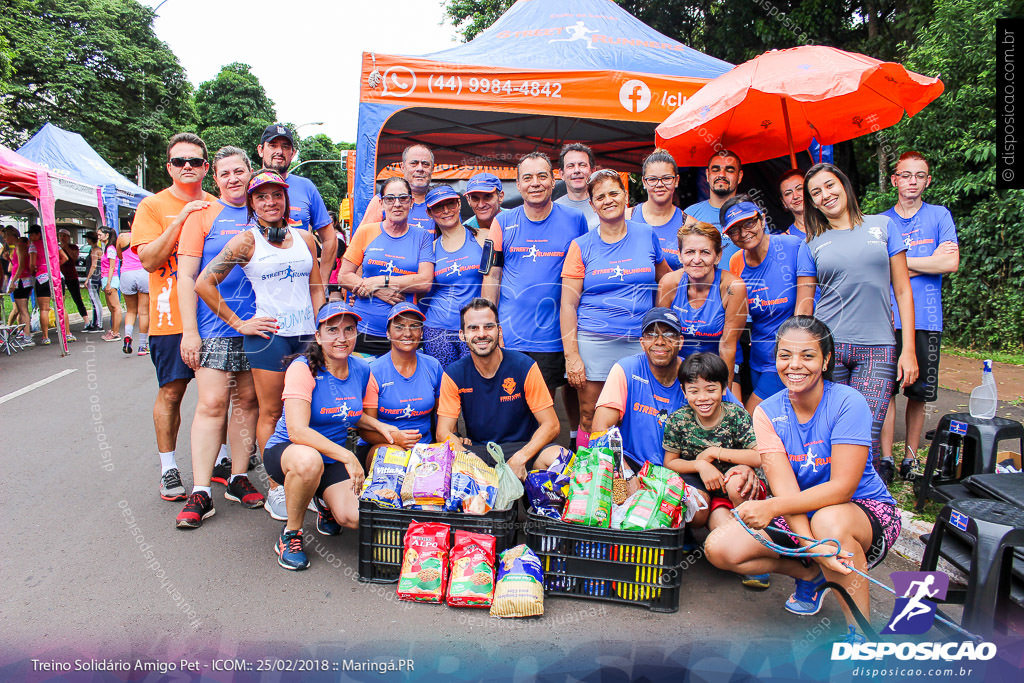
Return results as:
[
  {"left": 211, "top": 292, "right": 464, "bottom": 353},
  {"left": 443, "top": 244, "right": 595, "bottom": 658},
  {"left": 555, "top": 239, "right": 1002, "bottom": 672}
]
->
[{"left": 353, "top": 0, "right": 731, "bottom": 223}]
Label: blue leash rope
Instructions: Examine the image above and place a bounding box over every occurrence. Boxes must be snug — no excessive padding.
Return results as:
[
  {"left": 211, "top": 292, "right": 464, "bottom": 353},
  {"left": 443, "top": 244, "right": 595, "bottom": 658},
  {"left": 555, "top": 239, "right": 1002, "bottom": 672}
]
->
[{"left": 730, "top": 510, "right": 982, "bottom": 642}]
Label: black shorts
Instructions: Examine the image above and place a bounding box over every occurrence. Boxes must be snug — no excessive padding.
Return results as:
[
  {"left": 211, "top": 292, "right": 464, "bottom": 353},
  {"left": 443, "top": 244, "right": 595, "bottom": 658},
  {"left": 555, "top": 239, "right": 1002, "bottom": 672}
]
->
[
  {"left": 34, "top": 279, "right": 52, "bottom": 298},
  {"left": 524, "top": 350, "right": 567, "bottom": 395},
  {"left": 763, "top": 500, "right": 901, "bottom": 569},
  {"left": 354, "top": 332, "right": 390, "bottom": 357},
  {"left": 263, "top": 441, "right": 351, "bottom": 499},
  {"left": 150, "top": 334, "right": 195, "bottom": 387},
  {"left": 12, "top": 283, "right": 32, "bottom": 300},
  {"left": 893, "top": 329, "right": 941, "bottom": 402},
  {"left": 464, "top": 440, "right": 559, "bottom": 471}
]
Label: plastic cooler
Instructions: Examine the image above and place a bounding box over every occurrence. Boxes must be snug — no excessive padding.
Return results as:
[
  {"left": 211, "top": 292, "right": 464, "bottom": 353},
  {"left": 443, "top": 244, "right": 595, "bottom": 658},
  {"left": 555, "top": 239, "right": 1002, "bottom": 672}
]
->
[
  {"left": 524, "top": 511, "right": 687, "bottom": 612},
  {"left": 357, "top": 500, "right": 519, "bottom": 583}
]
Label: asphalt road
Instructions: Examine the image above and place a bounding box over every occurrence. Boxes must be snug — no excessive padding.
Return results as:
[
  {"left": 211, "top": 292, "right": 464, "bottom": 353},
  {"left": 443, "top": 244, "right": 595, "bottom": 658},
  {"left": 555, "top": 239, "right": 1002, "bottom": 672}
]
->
[{"left": 1, "top": 331, "right": 1021, "bottom": 682}]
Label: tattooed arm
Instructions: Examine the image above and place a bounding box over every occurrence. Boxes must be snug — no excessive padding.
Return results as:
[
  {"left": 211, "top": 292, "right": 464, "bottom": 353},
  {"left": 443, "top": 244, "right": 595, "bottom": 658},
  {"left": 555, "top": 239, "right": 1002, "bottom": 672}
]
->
[{"left": 194, "top": 232, "right": 278, "bottom": 338}]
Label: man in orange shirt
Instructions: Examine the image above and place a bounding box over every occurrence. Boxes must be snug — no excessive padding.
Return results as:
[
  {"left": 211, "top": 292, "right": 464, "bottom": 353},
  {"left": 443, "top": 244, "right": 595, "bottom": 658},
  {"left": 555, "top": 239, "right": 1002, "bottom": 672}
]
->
[{"left": 131, "top": 133, "right": 216, "bottom": 501}]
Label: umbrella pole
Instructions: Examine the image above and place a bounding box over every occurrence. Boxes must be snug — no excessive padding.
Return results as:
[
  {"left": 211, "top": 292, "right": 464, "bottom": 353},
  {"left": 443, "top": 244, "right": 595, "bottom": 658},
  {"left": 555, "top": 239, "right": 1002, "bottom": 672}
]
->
[{"left": 781, "top": 98, "right": 797, "bottom": 169}]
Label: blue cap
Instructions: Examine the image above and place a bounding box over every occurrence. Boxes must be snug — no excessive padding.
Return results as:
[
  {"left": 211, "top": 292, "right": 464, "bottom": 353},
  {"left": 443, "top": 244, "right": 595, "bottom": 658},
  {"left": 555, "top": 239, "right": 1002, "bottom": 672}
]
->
[
  {"left": 387, "top": 301, "right": 425, "bottom": 323},
  {"left": 425, "top": 185, "right": 461, "bottom": 208},
  {"left": 722, "top": 201, "right": 761, "bottom": 233},
  {"left": 465, "top": 172, "right": 502, "bottom": 194},
  {"left": 316, "top": 301, "right": 361, "bottom": 325},
  {"left": 641, "top": 307, "right": 682, "bottom": 334}
]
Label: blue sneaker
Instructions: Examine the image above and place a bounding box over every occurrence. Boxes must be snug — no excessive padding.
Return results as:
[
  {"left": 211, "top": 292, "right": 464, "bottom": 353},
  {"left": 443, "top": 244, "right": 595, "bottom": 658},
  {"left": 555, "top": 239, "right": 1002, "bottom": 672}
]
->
[
  {"left": 785, "top": 571, "right": 830, "bottom": 615},
  {"left": 682, "top": 527, "right": 698, "bottom": 553},
  {"left": 742, "top": 573, "right": 771, "bottom": 591},
  {"left": 312, "top": 496, "right": 342, "bottom": 536},
  {"left": 842, "top": 625, "right": 866, "bottom": 644},
  {"left": 274, "top": 528, "right": 309, "bottom": 571}
]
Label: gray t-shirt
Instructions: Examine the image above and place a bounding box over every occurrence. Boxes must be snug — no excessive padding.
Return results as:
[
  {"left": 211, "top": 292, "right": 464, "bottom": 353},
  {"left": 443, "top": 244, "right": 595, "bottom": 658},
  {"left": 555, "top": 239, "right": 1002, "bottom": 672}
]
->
[
  {"left": 556, "top": 194, "right": 599, "bottom": 230},
  {"left": 807, "top": 214, "right": 906, "bottom": 346}
]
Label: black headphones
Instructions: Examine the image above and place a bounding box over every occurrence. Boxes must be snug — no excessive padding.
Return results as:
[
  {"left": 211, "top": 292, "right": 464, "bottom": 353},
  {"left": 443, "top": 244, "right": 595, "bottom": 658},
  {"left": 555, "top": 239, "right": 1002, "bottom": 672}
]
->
[{"left": 265, "top": 225, "right": 288, "bottom": 244}]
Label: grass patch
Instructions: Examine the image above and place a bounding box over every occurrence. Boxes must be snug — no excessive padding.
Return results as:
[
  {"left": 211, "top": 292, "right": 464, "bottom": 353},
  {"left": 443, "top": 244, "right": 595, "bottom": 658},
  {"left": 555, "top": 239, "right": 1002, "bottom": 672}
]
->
[
  {"left": 888, "top": 443, "right": 944, "bottom": 524},
  {"left": 942, "top": 345, "right": 1024, "bottom": 366}
]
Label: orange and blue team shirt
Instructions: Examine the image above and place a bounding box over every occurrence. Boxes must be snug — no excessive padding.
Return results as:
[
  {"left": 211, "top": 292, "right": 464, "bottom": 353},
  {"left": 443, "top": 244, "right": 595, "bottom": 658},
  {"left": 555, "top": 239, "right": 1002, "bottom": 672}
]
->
[
  {"left": 424, "top": 228, "right": 484, "bottom": 331},
  {"left": 342, "top": 222, "right": 434, "bottom": 336},
  {"left": 882, "top": 202, "right": 958, "bottom": 331},
  {"left": 561, "top": 221, "right": 664, "bottom": 337},
  {"left": 671, "top": 269, "right": 726, "bottom": 356},
  {"left": 365, "top": 352, "right": 443, "bottom": 443},
  {"left": 490, "top": 204, "right": 588, "bottom": 352},
  {"left": 728, "top": 234, "right": 816, "bottom": 373},
  {"left": 130, "top": 188, "right": 218, "bottom": 336},
  {"left": 284, "top": 174, "right": 331, "bottom": 232},
  {"left": 178, "top": 201, "right": 257, "bottom": 339},
  {"left": 437, "top": 350, "right": 553, "bottom": 444},
  {"left": 753, "top": 381, "right": 896, "bottom": 508},
  {"left": 266, "top": 355, "right": 370, "bottom": 461},
  {"left": 629, "top": 204, "right": 685, "bottom": 270}
]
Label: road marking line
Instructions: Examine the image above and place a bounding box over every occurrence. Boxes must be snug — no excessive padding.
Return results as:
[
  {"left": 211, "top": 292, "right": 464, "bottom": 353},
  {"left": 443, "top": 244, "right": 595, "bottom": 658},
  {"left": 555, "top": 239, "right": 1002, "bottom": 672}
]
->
[{"left": 0, "top": 368, "right": 77, "bottom": 405}]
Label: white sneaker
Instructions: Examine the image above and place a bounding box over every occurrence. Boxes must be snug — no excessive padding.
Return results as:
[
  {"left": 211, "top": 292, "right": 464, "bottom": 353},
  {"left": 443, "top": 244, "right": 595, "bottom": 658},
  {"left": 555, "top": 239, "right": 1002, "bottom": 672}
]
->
[{"left": 264, "top": 485, "right": 287, "bottom": 521}]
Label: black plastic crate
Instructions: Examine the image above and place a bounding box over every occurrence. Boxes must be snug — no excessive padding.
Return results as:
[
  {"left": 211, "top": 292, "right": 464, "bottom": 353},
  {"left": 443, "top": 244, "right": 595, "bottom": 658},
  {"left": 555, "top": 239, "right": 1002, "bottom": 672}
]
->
[
  {"left": 357, "top": 500, "right": 519, "bottom": 583},
  {"left": 523, "top": 511, "right": 687, "bottom": 612}
]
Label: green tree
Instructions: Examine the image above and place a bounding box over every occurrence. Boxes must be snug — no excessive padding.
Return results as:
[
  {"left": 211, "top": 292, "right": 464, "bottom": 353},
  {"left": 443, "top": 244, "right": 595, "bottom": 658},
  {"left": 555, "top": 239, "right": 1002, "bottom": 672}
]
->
[
  {"left": 1, "top": 0, "right": 198, "bottom": 191},
  {"left": 291, "top": 133, "right": 355, "bottom": 217}
]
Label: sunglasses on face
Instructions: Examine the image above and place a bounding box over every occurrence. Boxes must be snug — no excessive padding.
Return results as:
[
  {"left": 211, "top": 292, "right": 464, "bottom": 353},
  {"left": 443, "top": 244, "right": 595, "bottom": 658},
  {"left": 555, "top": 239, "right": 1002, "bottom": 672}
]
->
[
  {"left": 169, "top": 157, "right": 207, "bottom": 168},
  {"left": 382, "top": 194, "right": 413, "bottom": 206}
]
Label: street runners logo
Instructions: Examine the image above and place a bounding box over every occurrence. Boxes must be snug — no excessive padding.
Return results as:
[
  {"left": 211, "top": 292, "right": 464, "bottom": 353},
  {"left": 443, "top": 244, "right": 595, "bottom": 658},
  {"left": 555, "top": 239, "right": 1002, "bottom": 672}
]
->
[{"left": 883, "top": 571, "right": 948, "bottom": 635}]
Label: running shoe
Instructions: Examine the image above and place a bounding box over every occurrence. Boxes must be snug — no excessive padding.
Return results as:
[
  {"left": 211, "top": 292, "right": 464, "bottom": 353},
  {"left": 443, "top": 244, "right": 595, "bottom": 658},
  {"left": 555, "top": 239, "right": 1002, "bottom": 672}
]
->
[
  {"left": 175, "top": 491, "right": 215, "bottom": 529},
  {"left": 785, "top": 571, "right": 830, "bottom": 616},
  {"left": 264, "top": 485, "right": 287, "bottom": 521},
  {"left": 122, "top": 334, "right": 132, "bottom": 354},
  {"left": 274, "top": 528, "right": 309, "bottom": 571},
  {"left": 66, "top": 333, "right": 77, "bottom": 342},
  {"left": 160, "top": 468, "right": 187, "bottom": 501},
  {"left": 210, "top": 458, "right": 232, "bottom": 485},
  {"left": 40, "top": 338, "right": 51, "bottom": 345},
  {"left": 224, "top": 475, "right": 265, "bottom": 508},
  {"left": 682, "top": 526, "right": 698, "bottom": 553},
  {"left": 842, "top": 625, "right": 867, "bottom": 645},
  {"left": 81, "top": 324, "right": 99, "bottom": 332},
  {"left": 900, "top": 457, "right": 919, "bottom": 481},
  {"left": 137, "top": 344, "right": 149, "bottom": 356},
  {"left": 877, "top": 458, "right": 895, "bottom": 487},
  {"left": 312, "top": 496, "right": 342, "bottom": 536},
  {"left": 101, "top": 331, "right": 121, "bottom": 342},
  {"left": 741, "top": 573, "right": 771, "bottom": 591}
]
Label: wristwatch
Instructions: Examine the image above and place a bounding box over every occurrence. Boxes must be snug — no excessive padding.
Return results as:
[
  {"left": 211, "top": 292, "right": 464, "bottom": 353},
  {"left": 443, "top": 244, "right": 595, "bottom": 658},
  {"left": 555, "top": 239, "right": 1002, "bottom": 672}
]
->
[{"left": 384, "top": 273, "right": 391, "bottom": 288}]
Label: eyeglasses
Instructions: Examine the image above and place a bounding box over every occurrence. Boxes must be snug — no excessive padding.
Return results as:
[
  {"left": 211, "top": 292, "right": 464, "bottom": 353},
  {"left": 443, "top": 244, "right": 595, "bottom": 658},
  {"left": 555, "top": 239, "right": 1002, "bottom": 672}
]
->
[
  {"left": 895, "top": 172, "right": 929, "bottom": 181},
  {"left": 392, "top": 323, "right": 424, "bottom": 333},
  {"left": 642, "top": 330, "right": 680, "bottom": 341},
  {"left": 169, "top": 157, "right": 206, "bottom": 168},
  {"left": 643, "top": 175, "right": 677, "bottom": 187},
  {"left": 382, "top": 194, "right": 413, "bottom": 206},
  {"left": 429, "top": 200, "right": 460, "bottom": 215},
  {"left": 726, "top": 218, "right": 761, "bottom": 237}
]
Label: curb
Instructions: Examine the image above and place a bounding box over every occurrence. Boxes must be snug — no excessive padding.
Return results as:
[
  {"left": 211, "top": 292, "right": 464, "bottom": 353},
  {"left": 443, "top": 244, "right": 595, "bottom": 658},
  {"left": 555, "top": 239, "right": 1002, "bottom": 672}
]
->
[{"left": 889, "top": 508, "right": 967, "bottom": 584}]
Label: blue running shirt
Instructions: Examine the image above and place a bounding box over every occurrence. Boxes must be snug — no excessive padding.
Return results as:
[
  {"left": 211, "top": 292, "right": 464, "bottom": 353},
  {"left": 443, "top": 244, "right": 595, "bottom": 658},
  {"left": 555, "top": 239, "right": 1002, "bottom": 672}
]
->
[
  {"left": 630, "top": 204, "right": 685, "bottom": 270},
  {"left": 366, "top": 352, "right": 443, "bottom": 442},
  {"left": 683, "top": 199, "right": 738, "bottom": 264},
  {"left": 284, "top": 174, "right": 331, "bottom": 232},
  {"left": 424, "top": 228, "right": 484, "bottom": 331},
  {"left": 671, "top": 269, "right": 725, "bottom": 357}
]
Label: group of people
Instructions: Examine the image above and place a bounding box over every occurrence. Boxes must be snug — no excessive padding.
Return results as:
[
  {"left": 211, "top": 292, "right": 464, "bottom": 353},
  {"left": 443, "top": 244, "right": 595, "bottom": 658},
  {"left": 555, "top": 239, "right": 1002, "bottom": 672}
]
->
[{"left": 112, "top": 126, "right": 957, "bottom": 644}]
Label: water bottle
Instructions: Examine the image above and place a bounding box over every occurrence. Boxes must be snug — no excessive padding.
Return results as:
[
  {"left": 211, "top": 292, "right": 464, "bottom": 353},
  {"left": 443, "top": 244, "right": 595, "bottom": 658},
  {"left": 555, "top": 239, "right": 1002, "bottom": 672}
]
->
[{"left": 968, "top": 360, "right": 998, "bottom": 420}]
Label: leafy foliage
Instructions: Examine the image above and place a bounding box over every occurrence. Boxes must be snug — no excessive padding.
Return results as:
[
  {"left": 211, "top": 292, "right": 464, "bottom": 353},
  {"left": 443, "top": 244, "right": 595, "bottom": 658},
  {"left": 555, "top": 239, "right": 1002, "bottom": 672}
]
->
[{"left": 292, "top": 134, "right": 355, "bottom": 217}]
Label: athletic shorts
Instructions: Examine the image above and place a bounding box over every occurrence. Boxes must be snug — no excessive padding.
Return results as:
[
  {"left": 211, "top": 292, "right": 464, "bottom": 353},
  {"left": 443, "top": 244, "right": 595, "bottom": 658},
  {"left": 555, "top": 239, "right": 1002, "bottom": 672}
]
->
[
  {"left": 243, "top": 333, "right": 313, "bottom": 372},
  {"left": 681, "top": 470, "right": 768, "bottom": 512},
  {"left": 464, "top": 440, "right": 562, "bottom": 472},
  {"left": 101, "top": 275, "right": 119, "bottom": 291},
  {"left": 150, "top": 333, "right": 195, "bottom": 387},
  {"left": 764, "top": 499, "right": 902, "bottom": 569},
  {"left": 751, "top": 368, "right": 787, "bottom": 400},
  {"left": 354, "top": 332, "right": 390, "bottom": 358},
  {"left": 893, "top": 329, "right": 941, "bottom": 402},
  {"left": 263, "top": 441, "right": 351, "bottom": 500},
  {"left": 200, "top": 336, "right": 251, "bottom": 373},
  {"left": 524, "top": 350, "right": 567, "bottom": 394},
  {"left": 34, "top": 278, "right": 51, "bottom": 298},
  {"left": 576, "top": 331, "right": 641, "bottom": 382},
  {"left": 120, "top": 269, "right": 149, "bottom": 295},
  {"left": 12, "top": 282, "right": 32, "bottom": 300}
]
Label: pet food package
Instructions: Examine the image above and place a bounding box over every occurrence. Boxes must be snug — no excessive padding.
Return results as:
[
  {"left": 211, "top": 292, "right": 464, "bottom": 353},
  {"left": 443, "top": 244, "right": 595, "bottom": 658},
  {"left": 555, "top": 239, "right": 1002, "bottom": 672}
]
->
[
  {"left": 490, "top": 545, "right": 544, "bottom": 618},
  {"left": 446, "top": 531, "right": 497, "bottom": 608},
  {"left": 620, "top": 463, "right": 686, "bottom": 531},
  {"left": 400, "top": 442, "right": 455, "bottom": 507},
  {"left": 361, "top": 445, "right": 411, "bottom": 508},
  {"left": 397, "top": 522, "right": 451, "bottom": 603},
  {"left": 561, "top": 447, "right": 615, "bottom": 528},
  {"left": 445, "top": 449, "right": 499, "bottom": 514},
  {"left": 525, "top": 470, "right": 563, "bottom": 519}
]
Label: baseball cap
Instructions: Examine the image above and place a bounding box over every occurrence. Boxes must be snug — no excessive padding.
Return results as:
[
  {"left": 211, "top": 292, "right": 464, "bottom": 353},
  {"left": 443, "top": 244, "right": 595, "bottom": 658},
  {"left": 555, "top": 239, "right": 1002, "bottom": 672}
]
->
[
  {"left": 316, "top": 301, "right": 361, "bottom": 325},
  {"left": 641, "top": 307, "right": 682, "bottom": 335},
  {"left": 247, "top": 170, "right": 289, "bottom": 194},
  {"left": 425, "top": 185, "right": 461, "bottom": 208},
  {"left": 722, "top": 201, "right": 761, "bottom": 233},
  {"left": 387, "top": 302, "right": 425, "bottom": 323},
  {"left": 260, "top": 123, "right": 295, "bottom": 146},
  {"left": 465, "top": 172, "right": 502, "bottom": 194}
]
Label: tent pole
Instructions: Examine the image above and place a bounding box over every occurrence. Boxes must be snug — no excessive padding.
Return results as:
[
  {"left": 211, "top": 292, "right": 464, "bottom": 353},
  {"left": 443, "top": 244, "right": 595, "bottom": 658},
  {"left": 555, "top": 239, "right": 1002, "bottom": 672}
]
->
[{"left": 781, "top": 98, "right": 797, "bottom": 169}]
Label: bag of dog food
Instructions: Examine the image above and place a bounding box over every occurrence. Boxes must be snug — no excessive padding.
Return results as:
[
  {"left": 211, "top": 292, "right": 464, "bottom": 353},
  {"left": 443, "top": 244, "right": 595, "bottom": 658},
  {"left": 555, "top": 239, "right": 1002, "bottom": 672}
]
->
[
  {"left": 490, "top": 544, "right": 544, "bottom": 618},
  {"left": 396, "top": 521, "right": 451, "bottom": 603},
  {"left": 561, "top": 447, "right": 615, "bottom": 528},
  {"left": 446, "top": 530, "right": 497, "bottom": 608},
  {"left": 620, "top": 462, "right": 686, "bottom": 531},
  {"left": 361, "top": 445, "right": 411, "bottom": 508},
  {"left": 400, "top": 442, "right": 455, "bottom": 508},
  {"left": 445, "top": 449, "right": 499, "bottom": 514}
]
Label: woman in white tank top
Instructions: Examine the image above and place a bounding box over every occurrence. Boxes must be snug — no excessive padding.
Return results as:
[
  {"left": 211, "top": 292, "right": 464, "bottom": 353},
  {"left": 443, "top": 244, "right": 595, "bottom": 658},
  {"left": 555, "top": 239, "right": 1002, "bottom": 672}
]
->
[{"left": 195, "top": 170, "right": 326, "bottom": 509}]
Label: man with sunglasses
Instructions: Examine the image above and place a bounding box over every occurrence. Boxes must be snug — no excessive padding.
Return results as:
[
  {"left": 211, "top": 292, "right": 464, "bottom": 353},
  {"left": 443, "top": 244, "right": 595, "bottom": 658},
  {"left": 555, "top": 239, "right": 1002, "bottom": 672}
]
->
[
  {"left": 359, "top": 144, "right": 436, "bottom": 233},
  {"left": 131, "top": 133, "right": 217, "bottom": 502},
  {"left": 555, "top": 142, "right": 599, "bottom": 229},
  {"left": 257, "top": 124, "right": 336, "bottom": 286}
]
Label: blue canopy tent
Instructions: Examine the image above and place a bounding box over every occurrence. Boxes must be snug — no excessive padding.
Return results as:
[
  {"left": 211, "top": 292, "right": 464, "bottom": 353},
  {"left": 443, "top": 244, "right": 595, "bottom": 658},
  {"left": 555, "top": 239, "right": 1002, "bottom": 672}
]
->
[
  {"left": 353, "top": 0, "right": 733, "bottom": 223},
  {"left": 18, "top": 123, "right": 151, "bottom": 232}
]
